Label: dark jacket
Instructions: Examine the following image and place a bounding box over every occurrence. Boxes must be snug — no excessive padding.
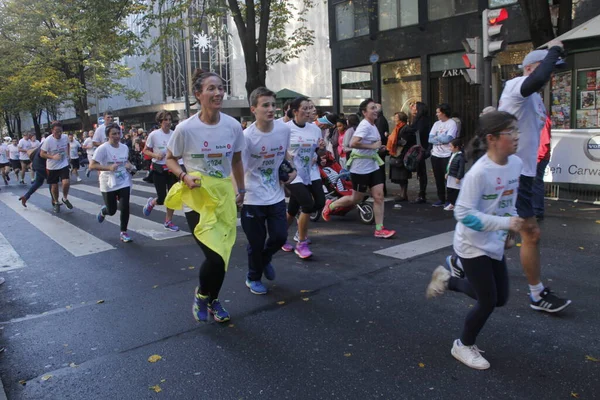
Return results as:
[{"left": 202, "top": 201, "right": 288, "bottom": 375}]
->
[
  {"left": 31, "top": 147, "right": 47, "bottom": 176},
  {"left": 411, "top": 117, "right": 432, "bottom": 154},
  {"left": 447, "top": 151, "right": 465, "bottom": 180},
  {"left": 375, "top": 115, "right": 389, "bottom": 146}
]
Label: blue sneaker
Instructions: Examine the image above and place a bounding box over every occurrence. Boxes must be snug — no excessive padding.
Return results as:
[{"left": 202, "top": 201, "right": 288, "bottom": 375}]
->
[
  {"left": 263, "top": 263, "right": 276, "bottom": 281},
  {"left": 97, "top": 206, "right": 107, "bottom": 223},
  {"left": 207, "top": 299, "right": 230, "bottom": 322},
  {"left": 245, "top": 279, "right": 267, "bottom": 295},
  {"left": 143, "top": 197, "right": 155, "bottom": 216},
  {"left": 193, "top": 287, "right": 209, "bottom": 322},
  {"left": 432, "top": 200, "right": 444, "bottom": 207},
  {"left": 163, "top": 220, "right": 179, "bottom": 232}
]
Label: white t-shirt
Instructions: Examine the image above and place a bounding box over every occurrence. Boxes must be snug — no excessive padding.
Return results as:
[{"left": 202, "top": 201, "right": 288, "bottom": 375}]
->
[
  {"left": 0, "top": 144, "right": 8, "bottom": 164},
  {"left": 41, "top": 134, "right": 69, "bottom": 170},
  {"left": 498, "top": 76, "right": 547, "bottom": 177},
  {"left": 168, "top": 112, "right": 245, "bottom": 179},
  {"left": 83, "top": 138, "right": 95, "bottom": 158},
  {"left": 93, "top": 142, "right": 131, "bottom": 192},
  {"left": 93, "top": 124, "right": 108, "bottom": 145},
  {"left": 287, "top": 121, "right": 321, "bottom": 185},
  {"left": 145, "top": 129, "right": 173, "bottom": 165},
  {"left": 453, "top": 154, "right": 522, "bottom": 261},
  {"left": 18, "top": 138, "right": 31, "bottom": 161},
  {"left": 8, "top": 144, "right": 19, "bottom": 160},
  {"left": 69, "top": 140, "right": 81, "bottom": 159},
  {"left": 429, "top": 119, "right": 457, "bottom": 158},
  {"left": 242, "top": 121, "right": 291, "bottom": 206},
  {"left": 30, "top": 139, "right": 40, "bottom": 149},
  {"left": 350, "top": 119, "right": 380, "bottom": 175}
]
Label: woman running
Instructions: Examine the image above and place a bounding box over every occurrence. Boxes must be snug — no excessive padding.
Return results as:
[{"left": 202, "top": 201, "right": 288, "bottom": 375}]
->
[
  {"left": 426, "top": 111, "right": 524, "bottom": 370},
  {"left": 90, "top": 122, "right": 136, "bottom": 243},
  {"left": 165, "top": 69, "right": 245, "bottom": 323}
]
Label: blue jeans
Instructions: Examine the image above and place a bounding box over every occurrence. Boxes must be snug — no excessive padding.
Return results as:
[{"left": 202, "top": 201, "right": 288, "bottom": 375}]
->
[
  {"left": 533, "top": 159, "right": 549, "bottom": 217},
  {"left": 23, "top": 171, "right": 47, "bottom": 200},
  {"left": 241, "top": 200, "right": 288, "bottom": 281}
]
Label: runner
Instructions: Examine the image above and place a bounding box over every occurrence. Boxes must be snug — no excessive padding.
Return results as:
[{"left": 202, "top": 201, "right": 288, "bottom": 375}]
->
[
  {"left": 0, "top": 140, "right": 9, "bottom": 186},
  {"left": 93, "top": 111, "right": 113, "bottom": 147},
  {"left": 322, "top": 98, "right": 396, "bottom": 239},
  {"left": 426, "top": 110, "right": 525, "bottom": 370},
  {"left": 40, "top": 121, "right": 73, "bottom": 213},
  {"left": 141, "top": 111, "right": 179, "bottom": 232},
  {"left": 18, "top": 145, "right": 52, "bottom": 208},
  {"left": 29, "top": 133, "right": 41, "bottom": 183},
  {"left": 18, "top": 132, "right": 32, "bottom": 184},
  {"left": 7, "top": 138, "right": 20, "bottom": 183},
  {"left": 68, "top": 133, "right": 83, "bottom": 182},
  {"left": 241, "top": 87, "right": 295, "bottom": 295},
  {"left": 90, "top": 122, "right": 135, "bottom": 243},
  {"left": 82, "top": 130, "right": 96, "bottom": 177},
  {"left": 165, "top": 69, "right": 245, "bottom": 323},
  {"left": 281, "top": 97, "right": 325, "bottom": 258}
]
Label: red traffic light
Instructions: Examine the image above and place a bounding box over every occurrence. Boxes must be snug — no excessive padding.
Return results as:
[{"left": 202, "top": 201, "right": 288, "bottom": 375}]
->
[
  {"left": 487, "top": 8, "right": 508, "bottom": 24},
  {"left": 462, "top": 54, "right": 472, "bottom": 68}
]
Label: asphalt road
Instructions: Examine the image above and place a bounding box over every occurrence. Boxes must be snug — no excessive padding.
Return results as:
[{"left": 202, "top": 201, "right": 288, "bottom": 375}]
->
[{"left": 0, "top": 173, "right": 599, "bottom": 399}]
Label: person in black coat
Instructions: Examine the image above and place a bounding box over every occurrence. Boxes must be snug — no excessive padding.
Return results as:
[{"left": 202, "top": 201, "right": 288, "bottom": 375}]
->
[
  {"left": 18, "top": 146, "right": 51, "bottom": 207},
  {"left": 387, "top": 112, "right": 417, "bottom": 207},
  {"left": 375, "top": 104, "right": 390, "bottom": 196},
  {"left": 410, "top": 102, "right": 432, "bottom": 203}
]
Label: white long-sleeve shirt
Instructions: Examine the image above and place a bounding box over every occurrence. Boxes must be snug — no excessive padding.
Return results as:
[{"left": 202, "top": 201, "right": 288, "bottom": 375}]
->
[{"left": 453, "top": 154, "right": 522, "bottom": 261}]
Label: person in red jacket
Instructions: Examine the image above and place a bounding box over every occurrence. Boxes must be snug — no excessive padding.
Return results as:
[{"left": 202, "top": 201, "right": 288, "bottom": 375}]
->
[{"left": 533, "top": 115, "right": 551, "bottom": 220}]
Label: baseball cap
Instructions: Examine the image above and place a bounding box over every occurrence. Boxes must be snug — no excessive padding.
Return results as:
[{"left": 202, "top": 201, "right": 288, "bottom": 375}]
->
[
  {"left": 317, "top": 114, "right": 336, "bottom": 126},
  {"left": 521, "top": 49, "right": 565, "bottom": 69}
]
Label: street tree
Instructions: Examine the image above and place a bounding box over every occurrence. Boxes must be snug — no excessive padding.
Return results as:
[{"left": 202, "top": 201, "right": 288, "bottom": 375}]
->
[{"left": 518, "top": 0, "right": 579, "bottom": 47}]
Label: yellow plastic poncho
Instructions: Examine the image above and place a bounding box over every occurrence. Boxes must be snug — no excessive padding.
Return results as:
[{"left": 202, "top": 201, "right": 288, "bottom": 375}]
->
[{"left": 165, "top": 171, "right": 237, "bottom": 270}]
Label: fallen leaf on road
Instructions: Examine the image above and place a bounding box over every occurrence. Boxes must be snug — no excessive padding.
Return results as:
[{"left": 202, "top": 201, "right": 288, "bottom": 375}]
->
[
  {"left": 228, "top": 324, "right": 235, "bottom": 328},
  {"left": 277, "top": 301, "right": 285, "bottom": 305},
  {"left": 69, "top": 362, "right": 78, "bottom": 368},
  {"left": 571, "top": 392, "right": 579, "bottom": 398},
  {"left": 579, "top": 247, "right": 584, "bottom": 250},
  {"left": 41, "top": 375, "right": 52, "bottom": 381},
  {"left": 418, "top": 363, "right": 425, "bottom": 368},
  {"left": 344, "top": 353, "right": 352, "bottom": 357},
  {"left": 96, "top": 300, "right": 105, "bottom": 304},
  {"left": 516, "top": 243, "right": 522, "bottom": 247},
  {"left": 65, "top": 305, "right": 72, "bottom": 309},
  {"left": 300, "top": 290, "right": 311, "bottom": 293},
  {"left": 160, "top": 379, "right": 166, "bottom": 383},
  {"left": 302, "top": 298, "right": 310, "bottom": 302},
  {"left": 153, "top": 285, "right": 159, "bottom": 289},
  {"left": 148, "top": 355, "right": 162, "bottom": 363},
  {"left": 585, "top": 355, "right": 599, "bottom": 362},
  {"left": 560, "top": 208, "right": 566, "bottom": 211},
  {"left": 18, "top": 380, "right": 26, "bottom": 386},
  {"left": 149, "top": 385, "right": 162, "bottom": 393},
  {"left": 595, "top": 220, "right": 600, "bottom": 224},
  {"left": 188, "top": 266, "right": 195, "bottom": 270}
]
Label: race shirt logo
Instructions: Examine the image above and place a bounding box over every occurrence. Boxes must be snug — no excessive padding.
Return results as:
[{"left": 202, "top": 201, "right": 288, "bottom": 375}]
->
[
  {"left": 481, "top": 194, "right": 498, "bottom": 200},
  {"left": 208, "top": 153, "right": 223, "bottom": 158},
  {"left": 191, "top": 154, "right": 204, "bottom": 159}
]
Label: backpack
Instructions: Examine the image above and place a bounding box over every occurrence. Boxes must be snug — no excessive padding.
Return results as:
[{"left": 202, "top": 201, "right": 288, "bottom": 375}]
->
[{"left": 403, "top": 145, "right": 425, "bottom": 172}]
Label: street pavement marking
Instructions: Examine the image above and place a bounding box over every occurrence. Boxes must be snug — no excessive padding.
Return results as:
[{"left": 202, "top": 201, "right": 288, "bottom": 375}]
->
[
  {"left": 36, "top": 191, "right": 191, "bottom": 240},
  {"left": 374, "top": 230, "right": 455, "bottom": 260},
  {"left": 0, "top": 231, "right": 27, "bottom": 272},
  {"left": 0, "top": 192, "right": 114, "bottom": 257},
  {"left": 71, "top": 184, "right": 185, "bottom": 216}
]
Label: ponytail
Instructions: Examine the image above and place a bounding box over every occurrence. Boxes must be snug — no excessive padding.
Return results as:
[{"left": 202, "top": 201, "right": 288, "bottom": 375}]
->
[{"left": 466, "top": 111, "right": 517, "bottom": 162}]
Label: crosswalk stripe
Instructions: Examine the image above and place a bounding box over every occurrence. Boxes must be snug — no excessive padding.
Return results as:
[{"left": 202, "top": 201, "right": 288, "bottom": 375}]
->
[
  {"left": 0, "top": 231, "right": 28, "bottom": 272},
  {"left": 374, "top": 230, "right": 455, "bottom": 260},
  {"left": 0, "top": 193, "right": 114, "bottom": 257},
  {"left": 131, "top": 184, "right": 155, "bottom": 194},
  {"left": 71, "top": 184, "right": 185, "bottom": 216},
  {"left": 35, "top": 191, "right": 191, "bottom": 241}
]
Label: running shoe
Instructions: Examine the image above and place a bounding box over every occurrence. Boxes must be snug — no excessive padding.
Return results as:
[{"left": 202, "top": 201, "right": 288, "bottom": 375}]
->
[
  {"left": 393, "top": 203, "right": 402, "bottom": 209},
  {"left": 530, "top": 288, "right": 572, "bottom": 313},
  {"left": 52, "top": 203, "right": 60, "bottom": 213},
  {"left": 426, "top": 265, "right": 450, "bottom": 299},
  {"left": 444, "top": 204, "right": 455, "bottom": 211},
  {"left": 163, "top": 220, "right": 179, "bottom": 232},
  {"left": 411, "top": 197, "right": 426, "bottom": 204},
  {"left": 281, "top": 241, "right": 294, "bottom": 252},
  {"left": 432, "top": 200, "right": 444, "bottom": 207},
  {"left": 245, "top": 279, "right": 267, "bottom": 295},
  {"left": 293, "top": 232, "right": 311, "bottom": 244},
  {"left": 86, "top": 168, "right": 91, "bottom": 178},
  {"left": 120, "top": 232, "right": 133, "bottom": 243},
  {"left": 18, "top": 196, "right": 27, "bottom": 208},
  {"left": 207, "top": 299, "right": 230, "bottom": 322},
  {"left": 445, "top": 255, "right": 465, "bottom": 279},
  {"left": 451, "top": 339, "right": 490, "bottom": 370},
  {"left": 97, "top": 206, "right": 107, "bottom": 223},
  {"left": 321, "top": 199, "right": 333, "bottom": 222},
  {"left": 143, "top": 197, "right": 154, "bottom": 216},
  {"left": 294, "top": 240, "right": 312, "bottom": 259},
  {"left": 263, "top": 263, "right": 276, "bottom": 281},
  {"left": 374, "top": 227, "right": 396, "bottom": 238},
  {"left": 62, "top": 198, "right": 73, "bottom": 209},
  {"left": 193, "top": 287, "right": 209, "bottom": 322},
  {"left": 76, "top": 177, "right": 82, "bottom": 182}
]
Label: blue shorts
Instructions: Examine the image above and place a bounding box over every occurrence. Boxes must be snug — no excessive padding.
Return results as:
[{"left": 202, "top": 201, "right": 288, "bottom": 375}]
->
[{"left": 516, "top": 175, "right": 535, "bottom": 218}]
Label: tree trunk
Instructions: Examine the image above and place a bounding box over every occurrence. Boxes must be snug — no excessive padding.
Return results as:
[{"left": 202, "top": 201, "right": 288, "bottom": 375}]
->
[
  {"left": 3, "top": 112, "right": 13, "bottom": 137},
  {"left": 30, "top": 110, "right": 42, "bottom": 139},
  {"left": 15, "top": 114, "right": 22, "bottom": 137},
  {"left": 75, "top": 63, "right": 92, "bottom": 131},
  {"left": 519, "top": 0, "right": 556, "bottom": 47},
  {"left": 557, "top": 0, "right": 572, "bottom": 35}
]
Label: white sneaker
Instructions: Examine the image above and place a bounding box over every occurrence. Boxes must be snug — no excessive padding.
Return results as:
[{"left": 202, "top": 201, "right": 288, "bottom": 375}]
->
[
  {"left": 393, "top": 203, "right": 402, "bottom": 209},
  {"left": 76, "top": 177, "right": 82, "bottom": 182},
  {"left": 451, "top": 339, "right": 491, "bottom": 370},
  {"left": 426, "top": 265, "right": 450, "bottom": 299},
  {"left": 443, "top": 204, "right": 455, "bottom": 211},
  {"left": 0, "top": 276, "right": 5, "bottom": 285}
]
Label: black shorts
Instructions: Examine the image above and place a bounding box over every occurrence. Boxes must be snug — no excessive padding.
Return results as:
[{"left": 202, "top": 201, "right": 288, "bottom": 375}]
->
[
  {"left": 10, "top": 159, "right": 21, "bottom": 170},
  {"left": 70, "top": 159, "right": 80, "bottom": 169},
  {"left": 286, "top": 180, "right": 326, "bottom": 215},
  {"left": 20, "top": 160, "right": 31, "bottom": 165},
  {"left": 516, "top": 175, "right": 534, "bottom": 218},
  {"left": 47, "top": 166, "right": 70, "bottom": 184},
  {"left": 0, "top": 162, "right": 8, "bottom": 168},
  {"left": 350, "top": 170, "right": 384, "bottom": 193}
]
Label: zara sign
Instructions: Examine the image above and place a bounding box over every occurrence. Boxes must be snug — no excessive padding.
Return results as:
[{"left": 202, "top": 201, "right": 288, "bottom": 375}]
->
[{"left": 442, "top": 69, "right": 466, "bottom": 78}]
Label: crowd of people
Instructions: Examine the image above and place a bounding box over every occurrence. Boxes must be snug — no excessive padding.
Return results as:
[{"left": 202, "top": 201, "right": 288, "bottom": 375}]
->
[{"left": 0, "top": 41, "right": 571, "bottom": 372}]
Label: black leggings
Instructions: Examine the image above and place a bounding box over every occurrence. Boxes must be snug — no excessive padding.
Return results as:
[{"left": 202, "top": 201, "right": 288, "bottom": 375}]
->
[
  {"left": 185, "top": 211, "right": 226, "bottom": 300},
  {"left": 101, "top": 187, "right": 131, "bottom": 231},
  {"left": 287, "top": 179, "right": 325, "bottom": 216},
  {"left": 431, "top": 156, "right": 450, "bottom": 203},
  {"left": 449, "top": 255, "right": 509, "bottom": 346},
  {"left": 152, "top": 169, "right": 178, "bottom": 205},
  {"left": 447, "top": 187, "right": 460, "bottom": 205}
]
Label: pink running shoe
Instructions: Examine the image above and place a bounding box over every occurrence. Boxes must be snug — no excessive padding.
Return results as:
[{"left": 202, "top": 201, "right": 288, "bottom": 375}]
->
[
  {"left": 374, "top": 227, "right": 396, "bottom": 239},
  {"left": 281, "top": 241, "right": 294, "bottom": 252},
  {"left": 294, "top": 240, "right": 313, "bottom": 259}
]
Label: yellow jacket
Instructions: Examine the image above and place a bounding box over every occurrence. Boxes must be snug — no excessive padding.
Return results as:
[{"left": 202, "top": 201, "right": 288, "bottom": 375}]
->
[{"left": 165, "top": 171, "right": 237, "bottom": 270}]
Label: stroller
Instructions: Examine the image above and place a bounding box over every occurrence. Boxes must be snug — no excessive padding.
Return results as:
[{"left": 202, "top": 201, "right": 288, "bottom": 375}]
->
[{"left": 311, "top": 151, "right": 374, "bottom": 224}]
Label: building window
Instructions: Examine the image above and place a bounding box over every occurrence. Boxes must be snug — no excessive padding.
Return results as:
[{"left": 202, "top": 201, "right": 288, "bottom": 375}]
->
[
  {"left": 379, "top": 0, "right": 419, "bottom": 31},
  {"left": 381, "top": 58, "right": 421, "bottom": 127},
  {"left": 489, "top": 0, "right": 518, "bottom": 7},
  {"left": 428, "top": 0, "right": 478, "bottom": 21},
  {"left": 339, "top": 65, "right": 373, "bottom": 114},
  {"left": 335, "top": 0, "right": 369, "bottom": 41}
]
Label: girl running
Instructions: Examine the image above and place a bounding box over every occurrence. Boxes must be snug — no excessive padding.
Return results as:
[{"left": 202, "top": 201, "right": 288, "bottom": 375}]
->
[
  {"left": 90, "top": 122, "right": 136, "bottom": 243},
  {"left": 165, "top": 69, "right": 245, "bottom": 323},
  {"left": 0, "top": 140, "right": 9, "bottom": 185},
  {"left": 426, "top": 111, "right": 524, "bottom": 370}
]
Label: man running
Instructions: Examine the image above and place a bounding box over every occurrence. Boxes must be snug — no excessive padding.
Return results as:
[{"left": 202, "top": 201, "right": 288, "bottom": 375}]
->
[
  {"left": 18, "top": 133, "right": 32, "bottom": 184},
  {"left": 68, "top": 133, "right": 83, "bottom": 182},
  {"left": 93, "top": 111, "right": 114, "bottom": 148},
  {"left": 40, "top": 121, "right": 73, "bottom": 213},
  {"left": 82, "top": 130, "right": 96, "bottom": 177}
]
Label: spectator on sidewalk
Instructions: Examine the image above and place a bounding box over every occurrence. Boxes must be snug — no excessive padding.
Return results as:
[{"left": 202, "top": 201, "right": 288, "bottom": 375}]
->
[
  {"left": 444, "top": 138, "right": 465, "bottom": 211},
  {"left": 387, "top": 112, "right": 416, "bottom": 208},
  {"left": 375, "top": 104, "right": 389, "bottom": 196},
  {"left": 410, "top": 102, "right": 432, "bottom": 204},
  {"left": 429, "top": 103, "right": 458, "bottom": 207},
  {"left": 533, "top": 115, "right": 551, "bottom": 220}
]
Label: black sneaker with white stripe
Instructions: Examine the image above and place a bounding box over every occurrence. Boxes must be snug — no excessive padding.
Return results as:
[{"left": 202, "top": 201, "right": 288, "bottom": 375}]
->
[
  {"left": 530, "top": 288, "right": 572, "bottom": 313},
  {"left": 445, "top": 255, "right": 465, "bottom": 279}
]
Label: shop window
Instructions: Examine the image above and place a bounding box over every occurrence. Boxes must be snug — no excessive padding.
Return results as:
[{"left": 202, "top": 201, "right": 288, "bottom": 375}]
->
[
  {"left": 339, "top": 65, "right": 373, "bottom": 114},
  {"left": 489, "top": 0, "right": 518, "bottom": 7},
  {"left": 428, "top": 0, "right": 477, "bottom": 21},
  {"left": 335, "top": 0, "right": 369, "bottom": 41},
  {"left": 551, "top": 71, "right": 572, "bottom": 129},
  {"left": 381, "top": 58, "right": 421, "bottom": 127},
  {"left": 379, "top": 0, "right": 419, "bottom": 31},
  {"left": 575, "top": 68, "right": 600, "bottom": 128}
]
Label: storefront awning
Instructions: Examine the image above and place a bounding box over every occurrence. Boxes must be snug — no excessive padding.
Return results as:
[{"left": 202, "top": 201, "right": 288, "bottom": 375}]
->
[
  {"left": 276, "top": 88, "right": 307, "bottom": 99},
  {"left": 541, "top": 14, "right": 600, "bottom": 47}
]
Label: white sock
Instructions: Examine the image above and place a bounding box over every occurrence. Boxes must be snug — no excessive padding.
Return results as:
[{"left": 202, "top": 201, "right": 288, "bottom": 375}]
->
[
  {"left": 457, "top": 339, "right": 465, "bottom": 347},
  {"left": 529, "top": 283, "right": 545, "bottom": 302}
]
